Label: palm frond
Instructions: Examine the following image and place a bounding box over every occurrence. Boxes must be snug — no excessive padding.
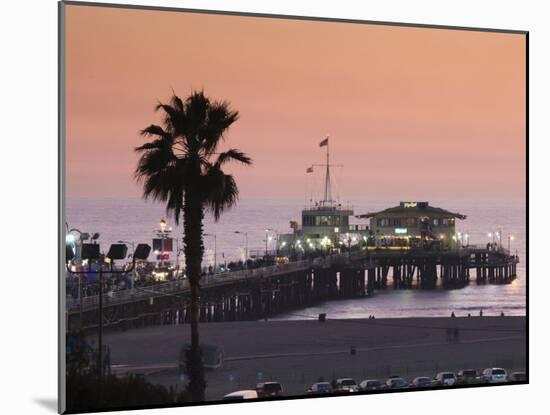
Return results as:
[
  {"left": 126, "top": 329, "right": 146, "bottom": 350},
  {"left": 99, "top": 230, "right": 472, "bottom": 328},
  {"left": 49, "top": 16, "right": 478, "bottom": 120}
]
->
[
  {"left": 201, "top": 166, "right": 239, "bottom": 221},
  {"left": 184, "top": 91, "right": 209, "bottom": 142},
  {"left": 215, "top": 149, "right": 252, "bottom": 167},
  {"left": 155, "top": 103, "right": 185, "bottom": 135},
  {"left": 171, "top": 94, "right": 184, "bottom": 112},
  {"left": 202, "top": 102, "right": 239, "bottom": 155},
  {"left": 140, "top": 124, "right": 171, "bottom": 139},
  {"left": 135, "top": 137, "right": 170, "bottom": 153}
]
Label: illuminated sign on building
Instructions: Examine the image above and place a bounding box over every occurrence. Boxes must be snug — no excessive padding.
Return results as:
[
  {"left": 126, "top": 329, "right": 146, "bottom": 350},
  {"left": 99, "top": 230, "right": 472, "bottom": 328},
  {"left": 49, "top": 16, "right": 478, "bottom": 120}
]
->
[
  {"left": 403, "top": 202, "right": 417, "bottom": 208},
  {"left": 395, "top": 228, "right": 408, "bottom": 234}
]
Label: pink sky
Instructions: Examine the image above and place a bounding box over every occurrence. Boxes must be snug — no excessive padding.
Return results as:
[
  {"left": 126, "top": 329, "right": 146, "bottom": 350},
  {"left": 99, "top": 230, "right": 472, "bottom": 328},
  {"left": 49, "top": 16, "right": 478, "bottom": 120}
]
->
[{"left": 65, "top": 5, "right": 526, "bottom": 201}]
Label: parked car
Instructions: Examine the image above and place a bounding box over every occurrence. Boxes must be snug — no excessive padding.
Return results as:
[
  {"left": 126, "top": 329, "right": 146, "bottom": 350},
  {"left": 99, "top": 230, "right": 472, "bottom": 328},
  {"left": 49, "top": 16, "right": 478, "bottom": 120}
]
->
[
  {"left": 457, "top": 369, "right": 481, "bottom": 385},
  {"left": 433, "top": 372, "right": 457, "bottom": 386},
  {"left": 307, "top": 382, "right": 333, "bottom": 394},
  {"left": 255, "top": 382, "right": 284, "bottom": 398},
  {"left": 508, "top": 371, "right": 527, "bottom": 382},
  {"left": 359, "top": 379, "right": 383, "bottom": 391},
  {"left": 410, "top": 377, "right": 433, "bottom": 388},
  {"left": 384, "top": 377, "right": 408, "bottom": 390},
  {"left": 334, "top": 378, "right": 359, "bottom": 393},
  {"left": 223, "top": 390, "right": 258, "bottom": 400},
  {"left": 481, "top": 368, "right": 508, "bottom": 384}
]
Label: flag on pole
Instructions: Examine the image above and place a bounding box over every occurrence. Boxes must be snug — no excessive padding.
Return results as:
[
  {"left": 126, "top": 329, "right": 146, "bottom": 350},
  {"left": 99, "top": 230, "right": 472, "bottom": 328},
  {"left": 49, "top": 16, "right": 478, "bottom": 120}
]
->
[
  {"left": 319, "top": 137, "right": 329, "bottom": 147},
  {"left": 306, "top": 166, "right": 314, "bottom": 173}
]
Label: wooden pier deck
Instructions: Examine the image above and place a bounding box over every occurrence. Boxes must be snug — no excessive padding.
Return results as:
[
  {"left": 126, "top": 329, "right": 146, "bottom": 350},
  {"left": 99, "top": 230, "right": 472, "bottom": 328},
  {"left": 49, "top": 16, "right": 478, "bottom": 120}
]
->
[{"left": 66, "top": 247, "right": 519, "bottom": 331}]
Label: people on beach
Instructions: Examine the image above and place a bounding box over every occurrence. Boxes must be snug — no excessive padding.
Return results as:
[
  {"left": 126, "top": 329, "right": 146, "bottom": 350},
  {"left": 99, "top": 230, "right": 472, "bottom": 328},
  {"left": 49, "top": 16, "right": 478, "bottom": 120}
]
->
[
  {"left": 451, "top": 312, "right": 456, "bottom": 318},
  {"left": 479, "top": 309, "right": 483, "bottom": 317}
]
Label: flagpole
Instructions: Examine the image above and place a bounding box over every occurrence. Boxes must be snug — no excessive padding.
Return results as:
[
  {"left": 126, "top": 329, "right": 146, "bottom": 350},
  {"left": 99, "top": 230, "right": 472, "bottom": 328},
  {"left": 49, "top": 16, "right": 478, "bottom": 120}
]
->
[{"left": 325, "top": 137, "right": 330, "bottom": 203}]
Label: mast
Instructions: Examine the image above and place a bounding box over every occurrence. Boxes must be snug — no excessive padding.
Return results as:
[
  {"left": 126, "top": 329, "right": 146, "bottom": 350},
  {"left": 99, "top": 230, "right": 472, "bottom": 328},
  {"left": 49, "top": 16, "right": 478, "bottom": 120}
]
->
[
  {"left": 324, "top": 139, "right": 331, "bottom": 203},
  {"left": 311, "top": 135, "right": 340, "bottom": 205}
]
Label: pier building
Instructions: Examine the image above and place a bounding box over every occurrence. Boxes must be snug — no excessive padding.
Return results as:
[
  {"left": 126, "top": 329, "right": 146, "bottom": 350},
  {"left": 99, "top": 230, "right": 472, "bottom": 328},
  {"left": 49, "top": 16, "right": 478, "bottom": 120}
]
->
[
  {"left": 356, "top": 202, "right": 466, "bottom": 247},
  {"left": 279, "top": 137, "right": 368, "bottom": 253}
]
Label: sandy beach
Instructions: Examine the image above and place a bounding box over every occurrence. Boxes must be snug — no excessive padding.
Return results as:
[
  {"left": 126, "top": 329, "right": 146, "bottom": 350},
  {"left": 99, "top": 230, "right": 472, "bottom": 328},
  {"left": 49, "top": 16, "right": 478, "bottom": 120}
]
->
[{"left": 104, "top": 316, "right": 526, "bottom": 400}]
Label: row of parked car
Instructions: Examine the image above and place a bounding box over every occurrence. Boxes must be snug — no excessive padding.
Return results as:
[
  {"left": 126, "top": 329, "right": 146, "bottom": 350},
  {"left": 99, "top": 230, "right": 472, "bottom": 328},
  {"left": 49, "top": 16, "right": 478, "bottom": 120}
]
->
[
  {"left": 308, "top": 368, "right": 526, "bottom": 394},
  {"left": 222, "top": 368, "right": 526, "bottom": 400}
]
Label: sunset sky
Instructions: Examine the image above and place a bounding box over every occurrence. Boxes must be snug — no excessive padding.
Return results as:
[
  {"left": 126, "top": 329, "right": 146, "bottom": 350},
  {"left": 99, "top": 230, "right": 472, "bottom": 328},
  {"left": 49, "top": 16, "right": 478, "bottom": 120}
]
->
[{"left": 65, "top": 4, "right": 526, "bottom": 201}]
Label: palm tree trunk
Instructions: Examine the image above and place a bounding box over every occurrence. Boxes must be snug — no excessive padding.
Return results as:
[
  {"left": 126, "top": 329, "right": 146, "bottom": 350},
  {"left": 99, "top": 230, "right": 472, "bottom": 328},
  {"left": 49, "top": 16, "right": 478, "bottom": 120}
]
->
[{"left": 183, "top": 191, "right": 206, "bottom": 401}]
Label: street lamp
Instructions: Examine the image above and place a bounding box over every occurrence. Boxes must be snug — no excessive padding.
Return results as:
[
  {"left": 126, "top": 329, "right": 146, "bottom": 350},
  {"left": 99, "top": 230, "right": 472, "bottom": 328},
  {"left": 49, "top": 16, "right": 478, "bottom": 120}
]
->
[
  {"left": 204, "top": 233, "right": 217, "bottom": 272},
  {"left": 265, "top": 229, "right": 269, "bottom": 258},
  {"left": 508, "top": 235, "right": 515, "bottom": 252},
  {"left": 265, "top": 228, "right": 278, "bottom": 256},
  {"left": 65, "top": 228, "right": 99, "bottom": 312},
  {"left": 234, "top": 231, "right": 248, "bottom": 264},
  {"left": 346, "top": 233, "right": 352, "bottom": 250}
]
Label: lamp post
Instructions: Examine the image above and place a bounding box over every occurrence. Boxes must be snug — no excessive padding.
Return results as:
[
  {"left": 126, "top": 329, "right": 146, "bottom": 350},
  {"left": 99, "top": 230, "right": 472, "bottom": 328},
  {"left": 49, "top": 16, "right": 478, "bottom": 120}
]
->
[
  {"left": 508, "top": 235, "right": 514, "bottom": 252},
  {"left": 265, "top": 228, "right": 278, "bottom": 256},
  {"left": 66, "top": 228, "right": 83, "bottom": 325},
  {"left": 234, "top": 231, "right": 248, "bottom": 264},
  {"left": 280, "top": 241, "right": 287, "bottom": 256},
  {"left": 438, "top": 234, "right": 445, "bottom": 250},
  {"left": 204, "top": 233, "right": 217, "bottom": 272},
  {"left": 66, "top": 228, "right": 96, "bottom": 321},
  {"left": 293, "top": 239, "right": 301, "bottom": 259},
  {"left": 265, "top": 229, "right": 269, "bottom": 258}
]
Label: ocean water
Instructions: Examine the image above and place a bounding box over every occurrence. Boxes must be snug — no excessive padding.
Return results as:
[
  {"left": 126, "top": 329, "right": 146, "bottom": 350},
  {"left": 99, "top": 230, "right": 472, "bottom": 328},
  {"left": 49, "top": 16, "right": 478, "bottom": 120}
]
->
[{"left": 66, "top": 197, "right": 526, "bottom": 318}]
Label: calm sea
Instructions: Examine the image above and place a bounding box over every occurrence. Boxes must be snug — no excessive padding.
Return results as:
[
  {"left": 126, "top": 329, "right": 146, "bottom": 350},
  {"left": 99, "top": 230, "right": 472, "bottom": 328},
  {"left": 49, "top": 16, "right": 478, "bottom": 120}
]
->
[{"left": 66, "top": 197, "right": 526, "bottom": 318}]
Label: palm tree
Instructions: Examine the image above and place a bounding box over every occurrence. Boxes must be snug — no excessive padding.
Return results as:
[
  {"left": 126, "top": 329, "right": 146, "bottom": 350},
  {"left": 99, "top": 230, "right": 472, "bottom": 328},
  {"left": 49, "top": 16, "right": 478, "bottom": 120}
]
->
[{"left": 134, "top": 91, "right": 252, "bottom": 401}]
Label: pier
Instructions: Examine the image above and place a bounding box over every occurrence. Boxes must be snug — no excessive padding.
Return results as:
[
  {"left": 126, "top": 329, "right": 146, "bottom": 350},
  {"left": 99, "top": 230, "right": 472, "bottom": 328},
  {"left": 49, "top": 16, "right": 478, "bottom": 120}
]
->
[{"left": 66, "top": 247, "right": 518, "bottom": 332}]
